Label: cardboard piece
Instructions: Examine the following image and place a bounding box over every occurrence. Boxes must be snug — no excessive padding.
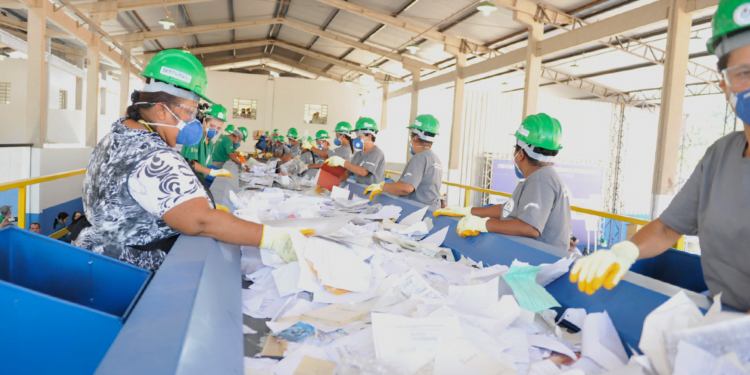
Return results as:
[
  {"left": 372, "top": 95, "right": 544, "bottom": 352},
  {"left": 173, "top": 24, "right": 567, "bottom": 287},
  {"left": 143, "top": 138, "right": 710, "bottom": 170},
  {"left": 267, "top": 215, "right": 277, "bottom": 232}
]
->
[
  {"left": 301, "top": 304, "right": 369, "bottom": 326},
  {"left": 317, "top": 169, "right": 342, "bottom": 192},
  {"left": 260, "top": 335, "right": 288, "bottom": 358},
  {"left": 292, "top": 356, "right": 337, "bottom": 375},
  {"left": 321, "top": 163, "right": 347, "bottom": 178}
]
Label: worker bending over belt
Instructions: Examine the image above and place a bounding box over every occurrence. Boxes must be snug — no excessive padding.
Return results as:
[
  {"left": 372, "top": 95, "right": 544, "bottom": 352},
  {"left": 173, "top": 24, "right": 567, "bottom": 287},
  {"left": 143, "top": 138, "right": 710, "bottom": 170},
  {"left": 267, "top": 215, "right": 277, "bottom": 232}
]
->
[
  {"left": 287, "top": 128, "right": 302, "bottom": 157},
  {"left": 300, "top": 136, "right": 321, "bottom": 178},
  {"left": 75, "top": 50, "right": 302, "bottom": 271},
  {"left": 304, "top": 121, "right": 354, "bottom": 162},
  {"left": 273, "top": 136, "right": 291, "bottom": 159},
  {"left": 325, "top": 117, "right": 385, "bottom": 185},
  {"left": 265, "top": 128, "right": 280, "bottom": 155},
  {"left": 363, "top": 114, "right": 444, "bottom": 211},
  {"left": 181, "top": 104, "right": 231, "bottom": 180},
  {"left": 435, "top": 113, "right": 571, "bottom": 251},
  {"left": 212, "top": 126, "right": 247, "bottom": 169},
  {"left": 572, "top": 0, "right": 750, "bottom": 313}
]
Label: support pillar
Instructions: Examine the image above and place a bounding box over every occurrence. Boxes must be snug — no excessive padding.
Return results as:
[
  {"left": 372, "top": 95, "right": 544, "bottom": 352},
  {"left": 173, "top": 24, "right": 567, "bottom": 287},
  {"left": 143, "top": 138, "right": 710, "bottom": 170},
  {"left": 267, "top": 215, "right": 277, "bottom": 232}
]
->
[
  {"left": 650, "top": 0, "right": 691, "bottom": 219},
  {"left": 448, "top": 53, "right": 466, "bottom": 170},
  {"left": 25, "top": 0, "right": 48, "bottom": 147},
  {"left": 86, "top": 38, "right": 100, "bottom": 147},
  {"left": 380, "top": 82, "right": 388, "bottom": 130},
  {"left": 73, "top": 56, "right": 84, "bottom": 110},
  {"left": 515, "top": 15, "right": 543, "bottom": 118},
  {"left": 120, "top": 53, "right": 131, "bottom": 117},
  {"left": 406, "top": 66, "right": 420, "bottom": 160}
]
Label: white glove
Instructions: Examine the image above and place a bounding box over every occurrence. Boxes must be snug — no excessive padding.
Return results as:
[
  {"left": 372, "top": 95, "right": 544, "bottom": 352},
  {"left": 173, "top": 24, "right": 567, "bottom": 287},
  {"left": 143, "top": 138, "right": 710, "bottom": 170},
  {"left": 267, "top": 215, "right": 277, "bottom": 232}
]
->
[
  {"left": 302, "top": 141, "right": 314, "bottom": 150},
  {"left": 570, "top": 241, "right": 639, "bottom": 295},
  {"left": 325, "top": 156, "right": 346, "bottom": 167},
  {"left": 456, "top": 216, "right": 489, "bottom": 237},
  {"left": 259, "top": 226, "right": 298, "bottom": 263},
  {"left": 209, "top": 168, "right": 232, "bottom": 178},
  {"left": 433, "top": 205, "right": 473, "bottom": 218}
]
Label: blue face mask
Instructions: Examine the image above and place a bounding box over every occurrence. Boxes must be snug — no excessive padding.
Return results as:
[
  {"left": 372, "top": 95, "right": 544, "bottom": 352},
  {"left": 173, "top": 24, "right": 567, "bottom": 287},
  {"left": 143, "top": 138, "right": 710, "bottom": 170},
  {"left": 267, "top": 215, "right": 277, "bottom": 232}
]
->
[
  {"left": 317, "top": 145, "right": 324, "bottom": 150},
  {"left": 206, "top": 129, "right": 218, "bottom": 140},
  {"left": 233, "top": 142, "right": 241, "bottom": 148},
  {"left": 513, "top": 151, "right": 525, "bottom": 179},
  {"left": 730, "top": 88, "right": 750, "bottom": 126},
  {"left": 145, "top": 105, "right": 203, "bottom": 146},
  {"left": 410, "top": 145, "right": 415, "bottom": 155},
  {"left": 353, "top": 138, "right": 364, "bottom": 150},
  {"left": 334, "top": 137, "right": 342, "bottom": 146}
]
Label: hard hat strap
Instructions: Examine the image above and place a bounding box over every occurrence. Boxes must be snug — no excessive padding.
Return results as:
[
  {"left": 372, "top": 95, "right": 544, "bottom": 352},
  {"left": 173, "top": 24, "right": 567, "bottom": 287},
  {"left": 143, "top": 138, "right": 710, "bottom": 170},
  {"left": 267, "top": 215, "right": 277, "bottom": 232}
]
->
[
  {"left": 142, "top": 79, "right": 200, "bottom": 102},
  {"left": 517, "top": 140, "right": 555, "bottom": 163}
]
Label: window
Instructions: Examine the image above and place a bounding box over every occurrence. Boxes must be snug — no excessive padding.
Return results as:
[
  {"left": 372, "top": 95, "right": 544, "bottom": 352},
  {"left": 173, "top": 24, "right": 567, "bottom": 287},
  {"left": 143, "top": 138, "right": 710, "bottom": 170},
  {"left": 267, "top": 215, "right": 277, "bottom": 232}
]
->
[
  {"left": 0, "top": 82, "right": 10, "bottom": 104},
  {"left": 59, "top": 90, "right": 68, "bottom": 110},
  {"left": 304, "top": 104, "right": 328, "bottom": 125},
  {"left": 233, "top": 99, "right": 257, "bottom": 120}
]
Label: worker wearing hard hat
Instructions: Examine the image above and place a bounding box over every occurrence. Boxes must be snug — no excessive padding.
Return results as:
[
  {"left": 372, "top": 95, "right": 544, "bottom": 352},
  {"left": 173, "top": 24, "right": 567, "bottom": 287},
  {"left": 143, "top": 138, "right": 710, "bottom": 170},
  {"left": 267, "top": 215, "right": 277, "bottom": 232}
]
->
[
  {"left": 435, "top": 113, "right": 572, "bottom": 251},
  {"left": 572, "top": 0, "right": 750, "bottom": 312},
  {"left": 180, "top": 104, "right": 232, "bottom": 180},
  {"left": 363, "top": 115, "right": 444, "bottom": 211},
  {"left": 287, "top": 128, "right": 302, "bottom": 157},
  {"left": 303, "top": 131, "right": 331, "bottom": 175},
  {"left": 325, "top": 117, "right": 385, "bottom": 185},
  {"left": 212, "top": 126, "right": 248, "bottom": 168},
  {"left": 303, "top": 121, "right": 354, "bottom": 162},
  {"left": 74, "top": 49, "right": 303, "bottom": 271},
  {"left": 299, "top": 136, "right": 321, "bottom": 178},
  {"left": 265, "top": 128, "right": 280, "bottom": 155},
  {"left": 273, "top": 136, "right": 291, "bottom": 159}
]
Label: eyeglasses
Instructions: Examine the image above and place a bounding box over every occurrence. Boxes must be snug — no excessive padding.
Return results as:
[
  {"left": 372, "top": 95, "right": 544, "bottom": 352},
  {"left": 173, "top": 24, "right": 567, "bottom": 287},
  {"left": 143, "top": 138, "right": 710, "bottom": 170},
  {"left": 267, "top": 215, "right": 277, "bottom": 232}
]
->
[
  {"left": 722, "top": 64, "right": 750, "bottom": 92},
  {"left": 135, "top": 102, "right": 199, "bottom": 118}
]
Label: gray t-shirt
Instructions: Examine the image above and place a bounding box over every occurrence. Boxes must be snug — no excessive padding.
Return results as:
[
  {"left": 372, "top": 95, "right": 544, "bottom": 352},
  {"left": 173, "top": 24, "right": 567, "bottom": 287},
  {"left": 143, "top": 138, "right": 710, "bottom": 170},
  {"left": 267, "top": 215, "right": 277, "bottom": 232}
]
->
[
  {"left": 659, "top": 131, "right": 750, "bottom": 311},
  {"left": 501, "top": 166, "right": 571, "bottom": 250},
  {"left": 299, "top": 150, "right": 320, "bottom": 178},
  {"left": 290, "top": 142, "right": 301, "bottom": 157},
  {"left": 399, "top": 149, "right": 443, "bottom": 211},
  {"left": 349, "top": 146, "right": 385, "bottom": 185},
  {"left": 275, "top": 144, "right": 290, "bottom": 157},
  {"left": 327, "top": 144, "right": 354, "bottom": 161}
]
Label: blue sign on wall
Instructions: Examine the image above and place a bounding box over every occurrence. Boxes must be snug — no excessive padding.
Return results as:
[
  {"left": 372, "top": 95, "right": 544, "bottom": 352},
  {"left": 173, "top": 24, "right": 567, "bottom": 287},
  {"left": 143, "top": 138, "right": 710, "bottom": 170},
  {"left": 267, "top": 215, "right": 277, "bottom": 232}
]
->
[{"left": 491, "top": 159, "right": 604, "bottom": 247}]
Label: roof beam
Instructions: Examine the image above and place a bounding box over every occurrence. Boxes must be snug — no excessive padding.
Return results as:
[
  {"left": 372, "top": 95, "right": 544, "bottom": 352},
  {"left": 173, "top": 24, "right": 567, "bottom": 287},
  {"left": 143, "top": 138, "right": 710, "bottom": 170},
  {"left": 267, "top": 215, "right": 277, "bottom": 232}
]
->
[
  {"left": 114, "top": 17, "right": 282, "bottom": 43},
  {"left": 141, "top": 38, "right": 268, "bottom": 57},
  {"left": 317, "top": 0, "right": 492, "bottom": 55},
  {"left": 273, "top": 40, "right": 404, "bottom": 82},
  {"left": 281, "top": 18, "right": 438, "bottom": 71},
  {"left": 200, "top": 52, "right": 267, "bottom": 68},
  {"left": 0, "top": 13, "right": 70, "bottom": 38},
  {"left": 203, "top": 53, "right": 344, "bottom": 81},
  {"left": 269, "top": 54, "right": 344, "bottom": 82},
  {"left": 74, "top": 0, "right": 211, "bottom": 13}
]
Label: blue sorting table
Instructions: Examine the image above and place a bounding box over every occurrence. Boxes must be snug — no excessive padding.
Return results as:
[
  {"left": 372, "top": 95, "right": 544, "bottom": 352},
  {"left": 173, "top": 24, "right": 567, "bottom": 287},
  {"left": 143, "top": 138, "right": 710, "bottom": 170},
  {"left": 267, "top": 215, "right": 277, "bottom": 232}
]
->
[{"left": 343, "top": 181, "right": 711, "bottom": 352}]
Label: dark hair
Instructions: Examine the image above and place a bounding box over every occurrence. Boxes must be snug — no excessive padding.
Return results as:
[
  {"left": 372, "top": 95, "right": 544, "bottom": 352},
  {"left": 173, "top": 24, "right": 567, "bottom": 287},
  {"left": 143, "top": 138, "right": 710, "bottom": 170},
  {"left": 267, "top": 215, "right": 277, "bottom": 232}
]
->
[
  {"left": 412, "top": 131, "right": 435, "bottom": 146},
  {"left": 30, "top": 222, "right": 40, "bottom": 228},
  {"left": 718, "top": 53, "right": 730, "bottom": 72},
  {"left": 514, "top": 145, "right": 558, "bottom": 166},
  {"left": 73, "top": 211, "right": 82, "bottom": 218},
  {"left": 54, "top": 211, "right": 69, "bottom": 227},
  {"left": 340, "top": 134, "right": 354, "bottom": 154},
  {"left": 126, "top": 82, "right": 184, "bottom": 122}
]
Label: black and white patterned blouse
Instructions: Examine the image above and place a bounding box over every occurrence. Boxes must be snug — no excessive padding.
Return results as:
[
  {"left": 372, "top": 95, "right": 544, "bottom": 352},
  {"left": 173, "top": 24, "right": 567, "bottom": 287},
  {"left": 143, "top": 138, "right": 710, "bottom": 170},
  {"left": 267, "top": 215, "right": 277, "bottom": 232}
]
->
[{"left": 74, "top": 118, "right": 212, "bottom": 271}]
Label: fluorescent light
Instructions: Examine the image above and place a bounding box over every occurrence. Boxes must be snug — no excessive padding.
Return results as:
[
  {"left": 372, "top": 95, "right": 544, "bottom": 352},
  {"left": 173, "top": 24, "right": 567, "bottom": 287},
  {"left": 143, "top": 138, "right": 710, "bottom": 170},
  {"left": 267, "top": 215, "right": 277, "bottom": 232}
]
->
[
  {"left": 344, "top": 80, "right": 352, "bottom": 87},
  {"left": 405, "top": 44, "right": 420, "bottom": 54},
  {"left": 477, "top": 1, "right": 497, "bottom": 16},
  {"left": 369, "top": 66, "right": 381, "bottom": 73},
  {"left": 570, "top": 61, "right": 579, "bottom": 68},
  {"left": 159, "top": 18, "right": 175, "bottom": 29}
]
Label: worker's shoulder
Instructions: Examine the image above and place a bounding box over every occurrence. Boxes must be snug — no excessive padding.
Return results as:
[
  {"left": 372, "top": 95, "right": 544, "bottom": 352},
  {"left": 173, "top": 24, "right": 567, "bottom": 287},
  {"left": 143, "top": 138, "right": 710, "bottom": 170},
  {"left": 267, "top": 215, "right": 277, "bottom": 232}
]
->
[
  {"left": 529, "top": 166, "right": 564, "bottom": 188},
  {"left": 708, "top": 131, "right": 745, "bottom": 154}
]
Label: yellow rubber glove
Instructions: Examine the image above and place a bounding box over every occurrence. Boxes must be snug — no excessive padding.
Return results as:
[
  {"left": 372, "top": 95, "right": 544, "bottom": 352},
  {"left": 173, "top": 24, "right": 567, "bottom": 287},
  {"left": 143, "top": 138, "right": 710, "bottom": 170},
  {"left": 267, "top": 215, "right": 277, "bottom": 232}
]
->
[
  {"left": 363, "top": 182, "right": 385, "bottom": 201},
  {"left": 325, "top": 156, "right": 346, "bottom": 167},
  {"left": 209, "top": 168, "right": 232, "bottom": 178},
  {"left": 569, "top": 241, "right": 639, "bottom": 295},
  {"left": 434, "top": 205, "right": 474, "bottom": 218},
  {"left": 302, "top": 141, "right": 314, "bottom": 150},
  {"left": 215, "top": 204, "right": 229, "bottom": 212},
  {"left": 265, "top": 153, "right": 273, "bottom": 158},
  {"left": 456, "top": 216, "right": 489, "bottom": 237}
]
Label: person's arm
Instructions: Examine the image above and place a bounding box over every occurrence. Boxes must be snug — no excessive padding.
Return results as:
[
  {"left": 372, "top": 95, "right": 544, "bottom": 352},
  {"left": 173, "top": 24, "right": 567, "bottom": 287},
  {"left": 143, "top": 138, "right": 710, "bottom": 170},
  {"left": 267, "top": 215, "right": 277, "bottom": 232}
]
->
[
  {"left": 162, "top": 196, "right": 264, "bottom": 245},
  {"left": 469, "top": 204, "right": 506, "bottom": 219},
  {"left": 630, "top": 219, "right": 682, "bottom": 259},
  {"left": 228, "top": 152, "right": 243, "bottom": 165},
  {"left": 343, "top": 161, "right": 369, "bottom": 177},
  {"left": 192, "top": 162, "right": 211, "bottom": 176},
  {"left": 485, "top": 218, "right": 540, "bottom": 238},
  {"left": 310, "top": 146, "right": 328, "bottom": 159},
  {"left": 383, "top": 181, "right": 414, "bottom": 196},
  {"left": 340, "top": 171, "right": 351, "bottom": 182},
  {"left": 308, "top": 164, "right": 321, "bottom": 169}
]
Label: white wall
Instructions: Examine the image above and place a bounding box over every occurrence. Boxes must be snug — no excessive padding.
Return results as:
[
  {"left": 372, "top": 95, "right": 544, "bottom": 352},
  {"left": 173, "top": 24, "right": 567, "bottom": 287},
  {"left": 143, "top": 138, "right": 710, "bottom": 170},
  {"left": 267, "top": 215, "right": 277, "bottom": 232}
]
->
[
  {"left": 0, "top": 58, "right": 29, "bottom": 144},
  {"left": 29, "top": 147, "right": 92, "bottom": 214},
  {"left": 205, "top": 72, "right": 361, "bottom": 153},
  {"left": 47, "top": 65, "right": 83, "bottom": 144}
]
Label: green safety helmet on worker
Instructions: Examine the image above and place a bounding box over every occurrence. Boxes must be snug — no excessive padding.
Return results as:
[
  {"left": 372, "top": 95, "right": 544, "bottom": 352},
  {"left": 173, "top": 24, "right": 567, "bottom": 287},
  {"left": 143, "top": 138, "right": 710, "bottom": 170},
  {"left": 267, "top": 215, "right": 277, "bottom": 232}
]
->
[
  {"left": 272, "top": 128, "right": 280, "bottom": 135},
  {"left": 238, "top": 127, "right": 249, "bottom": 141},
  {"left": 408, "top": 114, "right": 440, "bottom": 141},
  {"left": 307, "top": 136, "right": 313, "bottom": 143},
  {"left": 514, "top": 113, "right": 562, "bottom": 162},
  {"left": 707, "top": 0, "right": 750, "bottom": 58},
  {"left": 354, "top": 117, "right": 378, "bottom": 135},
  {"left": 204, "top": 104, "right": 227, "bottom": 122},
  {"left": 140, "top": 49, "right": 213, "bottom": 103},
  {"left": 287, "top": 128, "right": 299, "bottom": 140},
  {"left": 334, "top": 121, "right": 352, "bottom": 134},
  {"left": 277, "top": 135, "right": 285, "bottom": 143},
  {"left": 315, "top": 130, "right": 330, "bottom": 140},
  {"left": 224, "top": 124, "right": 236, "bottom": 134}
]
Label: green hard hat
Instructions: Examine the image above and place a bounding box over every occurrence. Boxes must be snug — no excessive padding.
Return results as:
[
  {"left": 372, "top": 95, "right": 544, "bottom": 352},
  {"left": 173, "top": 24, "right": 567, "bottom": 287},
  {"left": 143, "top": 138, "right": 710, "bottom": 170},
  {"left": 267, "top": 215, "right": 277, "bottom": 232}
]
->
[
  {"left": 225, "top": 124, "right": 236, "bottom": 133},
  {"left": 272, "top": 136, "right": 278, "bottom": 142},
  {"left": 238, "top": 127, "right": 249, "bottom": 141},
  {"left": 277, "top": 135, "right": 286, "bottom": 143},
  {"left": 515, "top": 113, "right": 562, "bottom": 151},
  {"left": 334, "top": 121, "right": 352, "bottom": 133},
  {"left": 204, "top": 104, "right": 227, "bottom": 122},
  {"left": 287, "top": 128, "right": 299, "bottom": 139},
  {"left": 140, "top": 49, "right": 213, "bottom": 103},
  {"left": 355, "top": 117, "right": 378, "bottom": 132},
  {"left": 408, "top": 114, "right": 440, "bottom": 135},
  {"left": 307, "top": 136, "right": 313, "bottom": 142},
  {"left": 707, "top": 0, "right": 750, "bottom": 55},
  {"left": 273, "top": 128, "right": 280, "bottom": 134},
  {"left": 315, "top": 130, "right": 330, "bottom": 140}
]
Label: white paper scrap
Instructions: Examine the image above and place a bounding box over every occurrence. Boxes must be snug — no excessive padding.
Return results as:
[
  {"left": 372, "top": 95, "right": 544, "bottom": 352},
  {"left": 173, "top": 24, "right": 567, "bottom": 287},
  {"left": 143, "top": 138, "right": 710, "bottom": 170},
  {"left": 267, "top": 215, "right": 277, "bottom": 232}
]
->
[
  {"left": 581, "top": 311, "right": 628, "bottom": 371},
  {"left": 447, "top": 276, "right": 499, "bottom": 310},
  {"left": 399, "top": 206, "right": 428, "bottom": 226}
]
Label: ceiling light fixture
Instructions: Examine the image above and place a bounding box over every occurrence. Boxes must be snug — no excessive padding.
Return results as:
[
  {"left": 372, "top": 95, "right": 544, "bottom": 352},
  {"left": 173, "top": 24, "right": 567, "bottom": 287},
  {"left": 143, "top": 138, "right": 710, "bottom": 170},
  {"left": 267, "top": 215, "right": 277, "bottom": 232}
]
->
[
  {"left": 405, "top": 44, "right": 420, "bottom": 54},
  {"left": 690, "top": 32, "right": 702, "bottom": 40},
  {"left": 345, "top": 80, "right": 352, "bottom": 87},
  {"left": 570, "top": 61, "right": 580, "bottom": 68},
  {"left": 477, "top": 1, "right": 497, "bottom": 16},
  {"left": 159, "top": 18, "right": 175, "bottom": 29},
  {"left": 369, "top": 66, "right": 381, "bottom": 73}
]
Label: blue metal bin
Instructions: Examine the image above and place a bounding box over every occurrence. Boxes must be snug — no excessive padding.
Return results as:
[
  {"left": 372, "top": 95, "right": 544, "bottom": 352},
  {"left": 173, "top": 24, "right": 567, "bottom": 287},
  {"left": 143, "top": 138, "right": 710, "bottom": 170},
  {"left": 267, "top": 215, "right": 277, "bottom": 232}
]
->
[{"left": 0, "top": 227, "right": 152, "bottom": 375}]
